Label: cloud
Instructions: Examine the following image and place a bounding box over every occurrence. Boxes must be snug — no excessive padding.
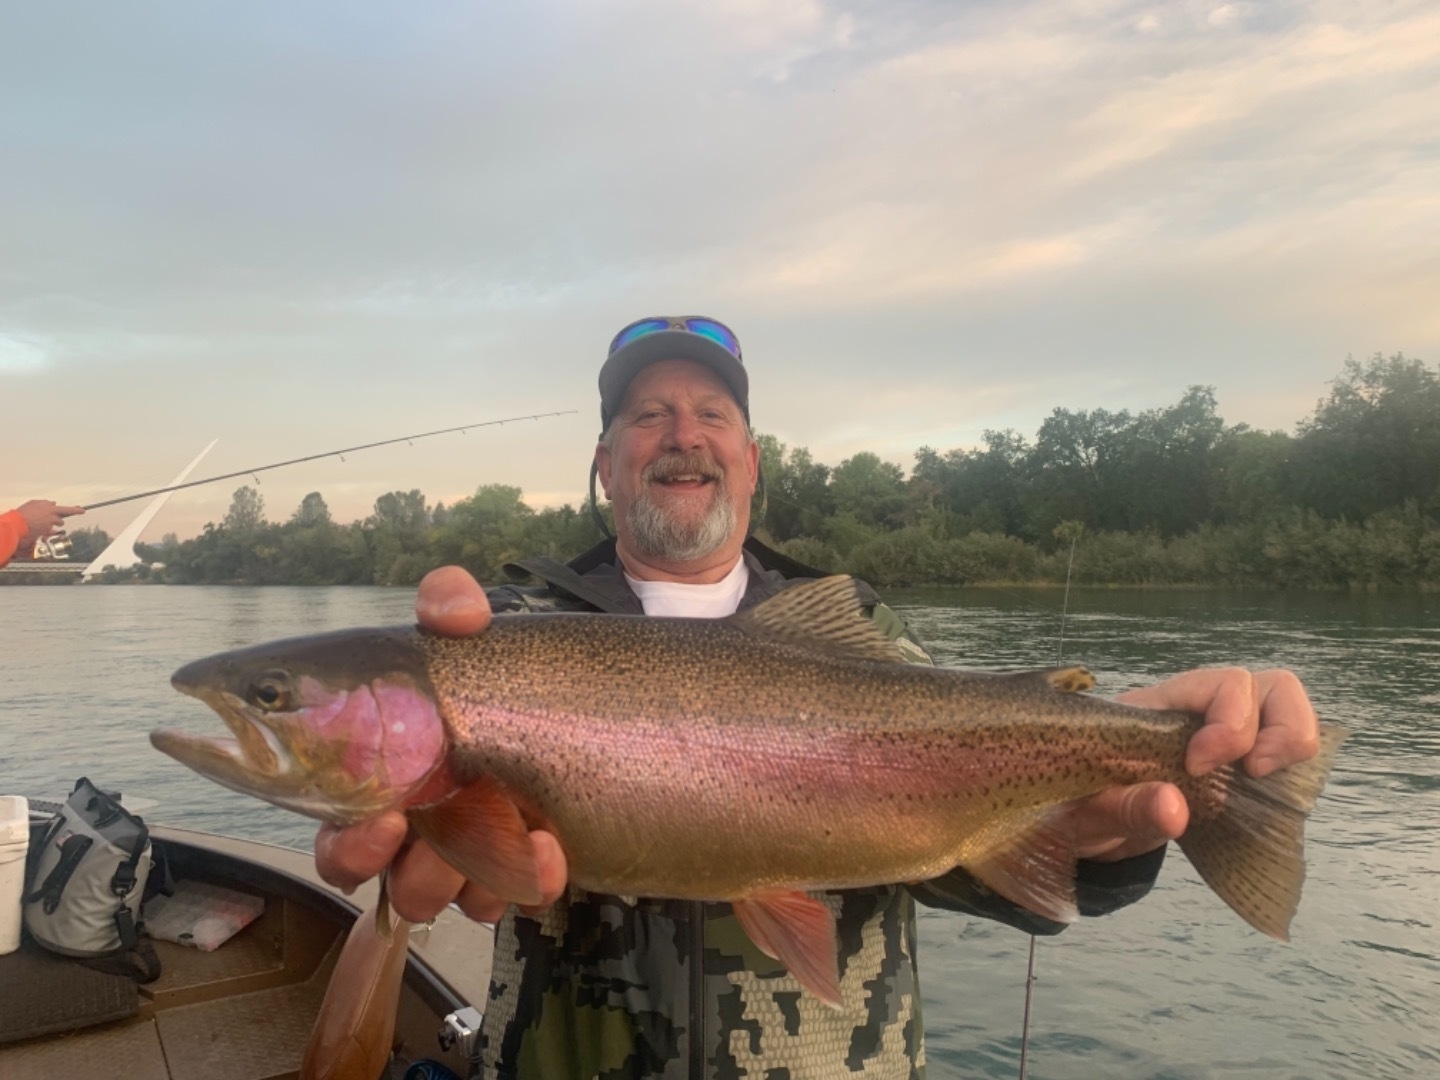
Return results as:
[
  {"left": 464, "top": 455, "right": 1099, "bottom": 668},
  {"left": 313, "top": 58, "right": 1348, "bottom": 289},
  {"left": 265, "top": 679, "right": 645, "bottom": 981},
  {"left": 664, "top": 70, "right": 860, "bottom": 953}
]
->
[
  {"left": 0, "top": 334, "right": 50, "bottom": 373},
  {"left": 2, "top": 1, "right": 1437, "bottom": 534}
]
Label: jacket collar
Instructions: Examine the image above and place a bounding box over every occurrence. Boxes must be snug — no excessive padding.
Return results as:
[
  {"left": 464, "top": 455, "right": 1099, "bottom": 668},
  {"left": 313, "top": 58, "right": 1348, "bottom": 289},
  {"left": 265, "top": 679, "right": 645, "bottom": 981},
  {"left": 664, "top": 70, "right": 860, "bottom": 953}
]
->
[{"left": 503, "top": 536, "right": 878, "bottom": 614}]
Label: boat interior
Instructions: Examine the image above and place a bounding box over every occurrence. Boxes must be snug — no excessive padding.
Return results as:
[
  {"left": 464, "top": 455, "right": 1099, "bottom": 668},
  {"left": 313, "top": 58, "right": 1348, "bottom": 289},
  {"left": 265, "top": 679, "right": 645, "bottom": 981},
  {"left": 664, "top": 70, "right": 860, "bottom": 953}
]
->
[{"left": 0, "top": 820, "right": 492, "bottom": 1080}]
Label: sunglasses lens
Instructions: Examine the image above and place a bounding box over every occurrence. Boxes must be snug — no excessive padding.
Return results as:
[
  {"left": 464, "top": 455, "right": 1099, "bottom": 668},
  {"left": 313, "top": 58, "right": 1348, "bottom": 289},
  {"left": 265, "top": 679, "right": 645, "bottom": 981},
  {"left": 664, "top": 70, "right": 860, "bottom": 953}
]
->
[
  {"left": 609, "top": 316, "right": 742, "bottom": 360},
  {"left": 609, "top": 318, "right": 672, "bottom": 353},
  {"left": 683, "top": 318, "right": 742, "bottom": 359}
]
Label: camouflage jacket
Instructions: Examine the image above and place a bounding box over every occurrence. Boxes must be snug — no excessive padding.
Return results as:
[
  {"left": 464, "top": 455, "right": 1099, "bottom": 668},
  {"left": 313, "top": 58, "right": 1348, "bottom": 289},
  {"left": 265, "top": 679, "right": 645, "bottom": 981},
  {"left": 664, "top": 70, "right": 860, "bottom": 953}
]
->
[{"left": 476, "top": 539, "right": 1165, "bottom": 1079}]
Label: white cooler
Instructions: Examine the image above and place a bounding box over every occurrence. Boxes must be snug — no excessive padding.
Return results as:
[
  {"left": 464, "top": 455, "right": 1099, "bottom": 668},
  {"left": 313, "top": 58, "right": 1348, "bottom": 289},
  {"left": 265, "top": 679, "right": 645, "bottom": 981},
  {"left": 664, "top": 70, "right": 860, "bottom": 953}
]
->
[{"left": 0, "top": 795, "right": 30, "bottom": 954}]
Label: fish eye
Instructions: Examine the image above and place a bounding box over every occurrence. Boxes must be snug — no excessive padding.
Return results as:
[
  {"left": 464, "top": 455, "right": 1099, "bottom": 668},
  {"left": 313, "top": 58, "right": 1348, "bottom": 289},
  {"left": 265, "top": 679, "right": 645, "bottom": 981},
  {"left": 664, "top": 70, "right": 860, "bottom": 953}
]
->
[{"left": 249, "top": 672, "right": 293, "bottom": 711}]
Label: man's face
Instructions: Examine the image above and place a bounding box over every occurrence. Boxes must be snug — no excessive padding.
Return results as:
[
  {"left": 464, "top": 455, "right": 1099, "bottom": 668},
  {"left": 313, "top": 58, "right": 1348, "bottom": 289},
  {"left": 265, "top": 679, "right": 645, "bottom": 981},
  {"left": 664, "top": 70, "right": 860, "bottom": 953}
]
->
[{"left": 596, "top": 359, "right": 759, "bottom": 566}]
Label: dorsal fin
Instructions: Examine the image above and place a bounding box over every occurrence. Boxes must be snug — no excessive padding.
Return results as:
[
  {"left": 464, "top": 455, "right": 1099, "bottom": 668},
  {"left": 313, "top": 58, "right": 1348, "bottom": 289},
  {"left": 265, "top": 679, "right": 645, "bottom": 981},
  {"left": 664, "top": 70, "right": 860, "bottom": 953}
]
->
[{"left": 728, "top": 575, "right": 904, "bottom": 663}]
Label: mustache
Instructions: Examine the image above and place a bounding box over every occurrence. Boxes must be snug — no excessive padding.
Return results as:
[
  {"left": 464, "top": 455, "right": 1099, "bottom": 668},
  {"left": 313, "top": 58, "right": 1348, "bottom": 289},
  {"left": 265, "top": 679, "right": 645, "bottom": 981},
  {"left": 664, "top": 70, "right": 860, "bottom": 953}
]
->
[{"left": 641, "top": 451, "right": 724, "bottom": 485}]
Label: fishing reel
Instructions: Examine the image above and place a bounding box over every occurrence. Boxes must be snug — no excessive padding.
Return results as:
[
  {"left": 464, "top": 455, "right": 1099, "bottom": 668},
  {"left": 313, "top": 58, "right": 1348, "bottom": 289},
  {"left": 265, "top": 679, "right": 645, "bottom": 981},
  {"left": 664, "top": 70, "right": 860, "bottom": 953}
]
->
[{"left": 31, "top": 530, "right": 73, "bottom": 561}]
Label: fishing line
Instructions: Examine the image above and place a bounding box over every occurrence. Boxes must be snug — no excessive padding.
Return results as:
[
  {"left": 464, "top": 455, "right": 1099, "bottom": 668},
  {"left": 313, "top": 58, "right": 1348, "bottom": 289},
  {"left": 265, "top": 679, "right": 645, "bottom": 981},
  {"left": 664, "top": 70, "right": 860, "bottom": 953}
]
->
[
  {"left": 1017, "top": 528, "right": 1080, "bottom": 1080},
  {"left": 79, "top": 410, "right": 579, "bottom": 511}
]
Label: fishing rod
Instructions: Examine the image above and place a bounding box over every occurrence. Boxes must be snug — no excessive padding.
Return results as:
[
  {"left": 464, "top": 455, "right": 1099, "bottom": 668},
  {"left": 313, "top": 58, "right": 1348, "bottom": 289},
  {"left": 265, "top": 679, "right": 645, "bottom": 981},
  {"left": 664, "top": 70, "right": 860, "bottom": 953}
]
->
[
  {"left": 1017, "top": 524, "right": 1082, "bottom": 1080},
  {"left": 79, "top": 410, "right": 579, "bottom": 511}
]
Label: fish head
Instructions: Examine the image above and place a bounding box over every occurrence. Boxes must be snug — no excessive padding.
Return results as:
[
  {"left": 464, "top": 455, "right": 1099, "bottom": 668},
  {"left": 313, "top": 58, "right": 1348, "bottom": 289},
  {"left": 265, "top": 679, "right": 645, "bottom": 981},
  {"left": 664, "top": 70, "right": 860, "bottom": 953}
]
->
[{"left": 154, "top": 627, "right": 449, "bottom": 825}]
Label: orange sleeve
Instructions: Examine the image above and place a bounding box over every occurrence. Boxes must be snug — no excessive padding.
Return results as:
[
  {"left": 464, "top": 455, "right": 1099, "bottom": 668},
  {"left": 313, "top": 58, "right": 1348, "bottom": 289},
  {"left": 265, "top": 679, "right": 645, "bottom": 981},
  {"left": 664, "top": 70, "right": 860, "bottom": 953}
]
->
[{"left": 0, "top": 508, "right": 28, "bottom": 567}]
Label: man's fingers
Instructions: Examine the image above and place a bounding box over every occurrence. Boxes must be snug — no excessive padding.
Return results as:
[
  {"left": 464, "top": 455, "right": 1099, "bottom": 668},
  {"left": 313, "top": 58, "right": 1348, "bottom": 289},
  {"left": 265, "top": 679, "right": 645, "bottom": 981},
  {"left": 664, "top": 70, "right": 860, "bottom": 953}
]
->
[
  {"left": 1116, "top": 667, "right": 1260, "bottom": 775},
  {"left": 416, "top": 565, "right": 492, "bottom": 637},
  {"left": 454, "top": 882, "right": 509, "bottom": 925},
  {"left": 387, "top": 839, "right": 468, "bottom": 923},
  {"left": 315, "top": 819, "right": 559, "bottom": 924},
  {"left": 314, "top": 813, "right": 408, "bottom": 892},
  {"left": 1246, "top": 669, "right": 1321, "bottom": 774},
  {"left": 1072, "top": 782, "right": 1188, "bottom": 862},
  {"left": 1116, "top": 666, "right": 1320, "bottom": 778},
  {"left": 519, "top": 830, "right": 568, "bottom": 916},
  {"left": 450, "top": 830, "right": 570, "bottom": 924},
  {"left": 17, "top": 499, "right": 80, "bottom": 536}
]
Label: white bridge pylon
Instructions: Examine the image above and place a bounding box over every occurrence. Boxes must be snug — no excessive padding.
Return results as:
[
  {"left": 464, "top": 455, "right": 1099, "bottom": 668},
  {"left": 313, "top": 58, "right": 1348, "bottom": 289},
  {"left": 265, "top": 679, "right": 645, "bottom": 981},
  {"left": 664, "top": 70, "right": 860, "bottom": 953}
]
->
[{"left": 83, "top": 440, "right": 218, "bottom": 580}]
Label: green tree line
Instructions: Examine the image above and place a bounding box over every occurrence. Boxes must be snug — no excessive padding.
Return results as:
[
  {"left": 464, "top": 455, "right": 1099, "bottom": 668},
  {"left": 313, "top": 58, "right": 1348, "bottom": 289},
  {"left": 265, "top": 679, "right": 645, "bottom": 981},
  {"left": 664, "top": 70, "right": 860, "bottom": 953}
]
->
[
  {"left": 67, "top": 352, "right": 1440, "bottom": 590},
  {"left": 101, "top": 485, "right": 603, "bottom": 587}
]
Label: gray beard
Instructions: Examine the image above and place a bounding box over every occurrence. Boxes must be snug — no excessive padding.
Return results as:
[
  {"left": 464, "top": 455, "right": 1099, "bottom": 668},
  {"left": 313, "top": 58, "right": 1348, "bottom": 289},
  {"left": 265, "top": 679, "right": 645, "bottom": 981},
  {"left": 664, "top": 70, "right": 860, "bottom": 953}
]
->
[{"left": 625, "top": 476, "right": 737, "bottom": 563}]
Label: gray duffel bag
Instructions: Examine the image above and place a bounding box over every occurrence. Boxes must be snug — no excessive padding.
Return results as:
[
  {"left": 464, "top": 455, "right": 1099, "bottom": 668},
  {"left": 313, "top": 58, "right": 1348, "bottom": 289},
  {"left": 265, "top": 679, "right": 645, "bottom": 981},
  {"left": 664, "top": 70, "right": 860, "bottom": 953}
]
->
[{"left": 24, "top": 777, "right": 160, "bottom": 981}]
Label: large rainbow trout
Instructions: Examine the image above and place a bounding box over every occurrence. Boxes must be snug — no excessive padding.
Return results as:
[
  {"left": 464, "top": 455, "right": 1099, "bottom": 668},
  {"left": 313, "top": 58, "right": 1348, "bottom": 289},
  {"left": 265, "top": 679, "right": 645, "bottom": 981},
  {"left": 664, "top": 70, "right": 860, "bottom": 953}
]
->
[{"left": 154, "top": 576, "right": 1345, "bottom": 1007}]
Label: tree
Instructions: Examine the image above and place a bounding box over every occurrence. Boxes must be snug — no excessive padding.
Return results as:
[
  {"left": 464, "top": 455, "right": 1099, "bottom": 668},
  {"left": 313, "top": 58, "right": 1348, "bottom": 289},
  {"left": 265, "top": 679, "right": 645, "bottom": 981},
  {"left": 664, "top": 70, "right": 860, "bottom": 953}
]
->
[
  {"left": 1211, "top": 427, "right": 1293, "bottom": 524},
  {"left": 1292, "top": 353, "right": 1440, "bottom": 519},
  {"left": 1025, "top": 407, "right": 1132, "bottom": 537},
  {"left": 1023, "top": 388, "right": 1227, "bottom": 539},
  {"left": 290, "top": 492, "right": 332, "bottom": 527},
  {"left": 756, "top": 434, "right": 834, "bottom": 541},
  {"left": 428, "top": 484, "right": 534, "bottom": 581},
  {"left": 222, "top": 486, "right": 267, "bottom": 532},
  {"left": 64, "top": 527, "right": 112, "bottom": 562},
  {"left": 369, "top": 490, "right": 429, "bottom": 535},
  {"left": 829, "top": 452, "right": 907, "bottom": 529},
  {"left": 911, "top": 429, "right": 1029, "bottom": 538},
  {"left": 1121, "top": 386, "right": 1225, "bottom": 536}
]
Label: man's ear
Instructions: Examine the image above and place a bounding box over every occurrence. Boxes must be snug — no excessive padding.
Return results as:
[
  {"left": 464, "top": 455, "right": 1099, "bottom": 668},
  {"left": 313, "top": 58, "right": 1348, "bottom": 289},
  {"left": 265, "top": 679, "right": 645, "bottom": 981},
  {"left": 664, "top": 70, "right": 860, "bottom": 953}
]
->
[
  {"left": 595, "top": 445, "right": 613, "bottom": 498},
  {"left": 745, "top": 438, "right": 759, "bottom": 495}
]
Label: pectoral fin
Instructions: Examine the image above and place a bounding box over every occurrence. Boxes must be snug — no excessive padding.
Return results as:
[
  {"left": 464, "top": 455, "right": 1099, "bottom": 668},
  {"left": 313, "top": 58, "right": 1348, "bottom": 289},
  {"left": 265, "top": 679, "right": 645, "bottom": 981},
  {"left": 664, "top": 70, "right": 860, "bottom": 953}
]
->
[
  {"left": 302, "top": 899, "right": 411, "bottom": 1080},
  {"left": 407, "top": 776, "right": 543, "bottom": 907},
  {"left": 732, "top": 889, "right": 843, "bottom": 1009}
]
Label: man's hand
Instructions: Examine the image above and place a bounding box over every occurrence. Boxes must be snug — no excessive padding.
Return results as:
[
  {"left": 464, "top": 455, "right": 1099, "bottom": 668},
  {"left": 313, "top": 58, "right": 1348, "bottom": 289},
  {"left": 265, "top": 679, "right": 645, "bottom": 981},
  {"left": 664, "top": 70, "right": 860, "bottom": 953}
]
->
[
  {"left": 313, "top": 566, "right": 569, "bottom": 923},
  {"left": 1071, "top": 667, "right": 1321, "bottom": 863},
  {"left": 18, "top": 499, "right": 83, "bottom": 539}
]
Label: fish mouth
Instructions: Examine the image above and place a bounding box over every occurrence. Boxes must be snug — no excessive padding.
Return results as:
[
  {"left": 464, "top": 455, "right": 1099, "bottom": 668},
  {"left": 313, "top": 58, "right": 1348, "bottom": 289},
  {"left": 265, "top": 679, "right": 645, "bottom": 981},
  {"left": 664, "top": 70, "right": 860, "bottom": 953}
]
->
[
  {"left": 153, "top": 680, "right": 351, "bottom": 821},
  {"left": 157, "top": 682, "right": 289, "bottom": 776}
]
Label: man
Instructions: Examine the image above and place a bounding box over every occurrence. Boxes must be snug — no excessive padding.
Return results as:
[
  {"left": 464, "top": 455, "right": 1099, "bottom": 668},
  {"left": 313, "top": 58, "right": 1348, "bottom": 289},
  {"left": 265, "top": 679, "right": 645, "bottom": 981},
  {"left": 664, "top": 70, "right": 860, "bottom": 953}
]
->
[
  {"left": 318, "top": 316, "right": 1321, "bottom": 1078},
  {"left": 0, "top": 498, "right": 84, "bottom": 567}
]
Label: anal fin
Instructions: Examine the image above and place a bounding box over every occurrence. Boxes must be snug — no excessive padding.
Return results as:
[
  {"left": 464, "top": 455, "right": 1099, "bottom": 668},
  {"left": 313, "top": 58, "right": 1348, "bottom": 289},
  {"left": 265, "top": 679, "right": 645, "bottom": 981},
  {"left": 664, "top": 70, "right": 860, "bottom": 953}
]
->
[
  {"left": 732, "top": 889, "right": 843, "bottom": 1010},
  {"left": 961, "top": 806, "right": 1081, "bottom": 925},
  {"left": 407, "top": 776, "right": 543, "bottom": 907}
]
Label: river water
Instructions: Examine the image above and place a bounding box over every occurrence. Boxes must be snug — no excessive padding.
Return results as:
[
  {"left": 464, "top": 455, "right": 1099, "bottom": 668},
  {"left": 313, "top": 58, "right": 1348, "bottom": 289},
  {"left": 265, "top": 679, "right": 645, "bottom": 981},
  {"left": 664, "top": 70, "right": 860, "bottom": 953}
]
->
[{"left": 1, "top": 585, "right": 1436, "bottom": 1078}]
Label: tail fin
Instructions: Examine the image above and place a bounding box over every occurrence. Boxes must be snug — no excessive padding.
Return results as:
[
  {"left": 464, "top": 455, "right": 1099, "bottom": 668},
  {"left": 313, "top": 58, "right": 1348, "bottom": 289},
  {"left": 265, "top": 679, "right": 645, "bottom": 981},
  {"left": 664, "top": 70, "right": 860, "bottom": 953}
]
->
[{"left": 1175, "top": 722, "right": 1347, "bottom": 940}]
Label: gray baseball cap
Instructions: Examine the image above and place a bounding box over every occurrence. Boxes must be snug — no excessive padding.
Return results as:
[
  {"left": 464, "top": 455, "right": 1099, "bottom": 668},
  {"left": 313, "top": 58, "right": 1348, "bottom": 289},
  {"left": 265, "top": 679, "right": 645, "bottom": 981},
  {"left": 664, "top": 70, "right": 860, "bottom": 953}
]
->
[{"left": 598, "top": 316, "right": 749, "bottom": 431}]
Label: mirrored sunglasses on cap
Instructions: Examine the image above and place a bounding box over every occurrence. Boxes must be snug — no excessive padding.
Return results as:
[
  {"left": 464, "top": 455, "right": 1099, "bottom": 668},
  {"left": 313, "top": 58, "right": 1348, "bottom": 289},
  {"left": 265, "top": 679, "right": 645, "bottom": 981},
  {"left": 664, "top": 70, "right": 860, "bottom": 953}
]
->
[{"left": 608, "top": 316, "right": 743, "bottom": 361}]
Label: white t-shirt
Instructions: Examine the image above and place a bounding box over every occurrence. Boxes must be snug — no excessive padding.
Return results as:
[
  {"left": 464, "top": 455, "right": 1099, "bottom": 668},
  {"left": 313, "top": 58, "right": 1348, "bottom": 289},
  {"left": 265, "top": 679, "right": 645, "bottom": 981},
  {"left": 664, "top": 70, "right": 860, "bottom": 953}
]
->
[{"left": 624, "top": 556, "right": 750, "bottom": 618}]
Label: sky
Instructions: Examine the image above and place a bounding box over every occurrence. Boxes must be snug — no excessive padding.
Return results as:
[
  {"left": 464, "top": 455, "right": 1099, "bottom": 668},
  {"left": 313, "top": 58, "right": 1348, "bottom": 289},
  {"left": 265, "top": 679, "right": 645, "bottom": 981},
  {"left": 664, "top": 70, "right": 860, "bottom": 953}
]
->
[{"left": 2, "top": 0, "right": 1437, "bottom": 543}]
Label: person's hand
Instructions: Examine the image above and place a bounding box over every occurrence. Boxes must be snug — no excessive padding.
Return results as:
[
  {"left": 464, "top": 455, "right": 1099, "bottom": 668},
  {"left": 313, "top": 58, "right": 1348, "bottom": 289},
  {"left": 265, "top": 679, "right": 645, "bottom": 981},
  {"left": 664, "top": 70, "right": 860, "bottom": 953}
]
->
[
  {"left": 1069, "top": 667, "right": 1321, "bottom": 863},
  {"left": 313, "top": 565, "right": 569, "bottom": 923},
  {"left": 17, "top": 499, "right": 84, "bottom": 539}
]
